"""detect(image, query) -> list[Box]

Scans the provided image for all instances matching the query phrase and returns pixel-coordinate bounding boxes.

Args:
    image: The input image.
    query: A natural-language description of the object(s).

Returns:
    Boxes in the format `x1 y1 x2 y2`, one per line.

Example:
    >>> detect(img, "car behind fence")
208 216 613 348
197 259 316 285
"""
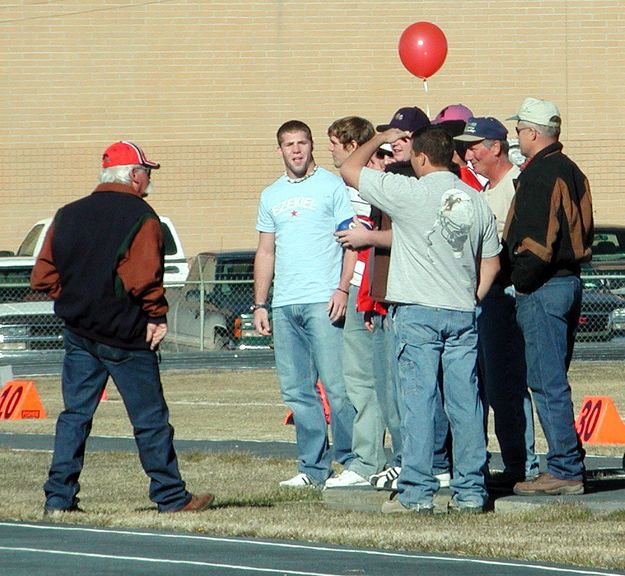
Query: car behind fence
0 273 624 359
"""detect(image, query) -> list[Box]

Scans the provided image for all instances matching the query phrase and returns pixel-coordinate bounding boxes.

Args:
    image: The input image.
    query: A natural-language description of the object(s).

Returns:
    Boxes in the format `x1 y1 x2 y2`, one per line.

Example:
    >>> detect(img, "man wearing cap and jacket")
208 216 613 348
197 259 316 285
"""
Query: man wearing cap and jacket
32 141 214 515
456 117 540 489
503 98 593 496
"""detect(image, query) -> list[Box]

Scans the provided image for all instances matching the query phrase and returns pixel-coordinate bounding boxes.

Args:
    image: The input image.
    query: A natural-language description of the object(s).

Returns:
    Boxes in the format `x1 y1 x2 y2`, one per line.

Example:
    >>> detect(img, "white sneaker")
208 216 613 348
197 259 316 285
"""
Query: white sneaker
369 466 401 490
279 473 315 488
324 469 370 489
435 471 451 488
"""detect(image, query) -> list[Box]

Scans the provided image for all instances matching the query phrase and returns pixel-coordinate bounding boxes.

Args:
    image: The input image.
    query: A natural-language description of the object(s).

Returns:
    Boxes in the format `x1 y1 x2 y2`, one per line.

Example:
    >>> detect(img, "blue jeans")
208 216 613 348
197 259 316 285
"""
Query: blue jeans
272 303 355 484
378 311 450 473
477 283 539 479
515 275 585 480
393 304 487 508
44 329 191 512
342 286 386 477
372 312 403 467
432 372 452 476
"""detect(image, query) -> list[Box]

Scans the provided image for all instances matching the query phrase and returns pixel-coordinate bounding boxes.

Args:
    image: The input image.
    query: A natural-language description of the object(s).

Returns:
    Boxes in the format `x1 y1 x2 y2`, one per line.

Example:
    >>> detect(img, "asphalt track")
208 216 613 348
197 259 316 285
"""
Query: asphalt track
1 521 624 576
2 432 625 576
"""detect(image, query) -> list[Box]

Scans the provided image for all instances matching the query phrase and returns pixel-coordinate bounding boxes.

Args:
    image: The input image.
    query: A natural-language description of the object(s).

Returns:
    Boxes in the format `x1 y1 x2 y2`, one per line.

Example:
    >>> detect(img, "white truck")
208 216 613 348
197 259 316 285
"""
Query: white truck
0 216 188 356
15 216 188 285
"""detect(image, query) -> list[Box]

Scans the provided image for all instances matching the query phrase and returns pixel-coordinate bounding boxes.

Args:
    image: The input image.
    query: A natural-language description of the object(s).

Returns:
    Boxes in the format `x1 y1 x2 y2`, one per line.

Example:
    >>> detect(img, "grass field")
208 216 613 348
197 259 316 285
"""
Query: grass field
1 361 625 570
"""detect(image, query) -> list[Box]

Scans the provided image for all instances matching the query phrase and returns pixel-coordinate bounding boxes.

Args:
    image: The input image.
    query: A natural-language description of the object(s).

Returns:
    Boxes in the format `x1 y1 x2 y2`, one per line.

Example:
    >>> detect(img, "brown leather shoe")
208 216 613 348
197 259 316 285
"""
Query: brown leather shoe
513 473 584 496
169 493 215 513
43 504 85 517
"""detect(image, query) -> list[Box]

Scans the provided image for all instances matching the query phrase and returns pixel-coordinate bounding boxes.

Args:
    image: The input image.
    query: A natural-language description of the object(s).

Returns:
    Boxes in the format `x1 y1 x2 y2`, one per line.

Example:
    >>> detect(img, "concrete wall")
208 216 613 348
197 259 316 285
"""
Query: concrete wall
2 1 623 257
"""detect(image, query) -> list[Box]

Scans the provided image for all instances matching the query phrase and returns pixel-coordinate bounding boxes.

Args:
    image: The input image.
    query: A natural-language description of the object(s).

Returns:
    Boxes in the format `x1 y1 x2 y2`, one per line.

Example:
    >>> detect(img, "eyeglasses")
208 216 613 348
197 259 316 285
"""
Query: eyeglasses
515 127 534 136
136 167 152 179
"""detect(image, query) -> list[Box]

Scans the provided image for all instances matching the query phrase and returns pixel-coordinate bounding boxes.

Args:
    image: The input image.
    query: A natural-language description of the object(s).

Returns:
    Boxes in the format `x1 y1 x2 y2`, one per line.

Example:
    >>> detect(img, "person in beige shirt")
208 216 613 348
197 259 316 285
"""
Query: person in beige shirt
456 117 540 490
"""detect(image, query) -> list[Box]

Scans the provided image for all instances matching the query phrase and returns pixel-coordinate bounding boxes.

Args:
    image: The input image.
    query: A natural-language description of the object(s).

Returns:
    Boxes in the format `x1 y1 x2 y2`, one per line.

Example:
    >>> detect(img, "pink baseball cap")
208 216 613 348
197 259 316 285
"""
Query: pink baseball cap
102 141 160 169
432 104 474 124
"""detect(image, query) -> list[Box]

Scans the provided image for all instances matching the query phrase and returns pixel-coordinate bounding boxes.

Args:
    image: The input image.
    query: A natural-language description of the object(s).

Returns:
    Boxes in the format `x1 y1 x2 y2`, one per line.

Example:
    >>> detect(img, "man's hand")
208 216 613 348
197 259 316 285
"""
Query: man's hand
146 321 167 350
253 308 272 336
336 221 374 250
381 128 412 143
328 289 348 323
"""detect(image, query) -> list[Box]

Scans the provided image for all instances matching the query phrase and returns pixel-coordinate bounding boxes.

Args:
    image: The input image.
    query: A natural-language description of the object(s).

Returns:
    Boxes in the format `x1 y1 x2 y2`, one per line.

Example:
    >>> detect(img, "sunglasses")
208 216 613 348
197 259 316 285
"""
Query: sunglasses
137 167 152 179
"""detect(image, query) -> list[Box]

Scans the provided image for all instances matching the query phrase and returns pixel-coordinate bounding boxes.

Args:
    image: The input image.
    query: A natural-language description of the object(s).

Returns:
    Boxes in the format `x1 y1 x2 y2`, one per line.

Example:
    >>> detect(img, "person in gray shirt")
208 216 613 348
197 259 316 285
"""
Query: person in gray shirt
341 126 501 514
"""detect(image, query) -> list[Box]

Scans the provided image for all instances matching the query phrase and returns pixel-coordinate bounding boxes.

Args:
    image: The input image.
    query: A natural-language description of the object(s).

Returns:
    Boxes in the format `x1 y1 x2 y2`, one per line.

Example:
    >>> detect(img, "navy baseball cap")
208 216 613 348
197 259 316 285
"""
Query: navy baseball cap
454 117 508 142
376 107 430 133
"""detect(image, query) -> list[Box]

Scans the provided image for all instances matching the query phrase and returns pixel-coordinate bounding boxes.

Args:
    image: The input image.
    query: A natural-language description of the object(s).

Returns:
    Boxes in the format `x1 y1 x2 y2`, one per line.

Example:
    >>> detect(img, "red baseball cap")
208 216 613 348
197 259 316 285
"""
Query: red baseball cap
102 141 160 169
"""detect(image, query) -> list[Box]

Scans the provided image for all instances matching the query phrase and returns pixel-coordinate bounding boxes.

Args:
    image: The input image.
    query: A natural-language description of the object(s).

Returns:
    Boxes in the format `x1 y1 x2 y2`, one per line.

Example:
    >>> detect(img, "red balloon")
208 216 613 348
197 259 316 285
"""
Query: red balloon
398 22 448 79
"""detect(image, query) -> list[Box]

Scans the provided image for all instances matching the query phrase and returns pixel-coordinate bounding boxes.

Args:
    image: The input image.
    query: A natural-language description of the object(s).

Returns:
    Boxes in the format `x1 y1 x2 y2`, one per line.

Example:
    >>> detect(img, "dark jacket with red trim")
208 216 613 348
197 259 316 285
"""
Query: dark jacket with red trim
31 183 168 349
503 142 593 294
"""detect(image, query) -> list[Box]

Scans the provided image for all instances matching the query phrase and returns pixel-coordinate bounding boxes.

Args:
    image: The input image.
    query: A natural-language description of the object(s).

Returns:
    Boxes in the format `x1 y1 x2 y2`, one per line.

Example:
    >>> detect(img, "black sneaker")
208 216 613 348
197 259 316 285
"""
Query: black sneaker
486 470 525 492
369 466 400 491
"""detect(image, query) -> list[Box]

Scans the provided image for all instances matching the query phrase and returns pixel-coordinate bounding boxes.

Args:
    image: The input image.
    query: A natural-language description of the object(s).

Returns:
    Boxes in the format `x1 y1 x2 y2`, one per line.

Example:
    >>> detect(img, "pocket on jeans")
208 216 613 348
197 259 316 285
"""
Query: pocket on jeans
96 343 133 365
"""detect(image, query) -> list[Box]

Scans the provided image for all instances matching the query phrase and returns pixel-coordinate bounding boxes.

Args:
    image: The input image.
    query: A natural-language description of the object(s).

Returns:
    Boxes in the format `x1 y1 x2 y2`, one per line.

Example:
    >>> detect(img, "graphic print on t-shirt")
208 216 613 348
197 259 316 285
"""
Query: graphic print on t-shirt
271 196 316 218
426 188 475 260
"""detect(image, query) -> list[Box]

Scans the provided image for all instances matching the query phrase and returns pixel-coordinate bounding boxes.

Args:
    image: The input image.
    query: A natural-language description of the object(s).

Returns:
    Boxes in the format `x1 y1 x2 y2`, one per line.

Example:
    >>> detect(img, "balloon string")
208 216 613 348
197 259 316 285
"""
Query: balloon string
422 79 430 118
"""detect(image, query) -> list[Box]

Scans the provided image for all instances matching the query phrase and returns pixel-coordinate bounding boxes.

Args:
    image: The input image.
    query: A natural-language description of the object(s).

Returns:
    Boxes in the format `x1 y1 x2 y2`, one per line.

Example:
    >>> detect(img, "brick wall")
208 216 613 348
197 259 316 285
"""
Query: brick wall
2 1 623 256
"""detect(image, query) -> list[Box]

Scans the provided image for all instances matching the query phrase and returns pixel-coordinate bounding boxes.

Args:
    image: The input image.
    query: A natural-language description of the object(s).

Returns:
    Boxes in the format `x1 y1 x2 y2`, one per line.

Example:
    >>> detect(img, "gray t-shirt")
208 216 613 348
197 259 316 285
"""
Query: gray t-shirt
359 168 500 311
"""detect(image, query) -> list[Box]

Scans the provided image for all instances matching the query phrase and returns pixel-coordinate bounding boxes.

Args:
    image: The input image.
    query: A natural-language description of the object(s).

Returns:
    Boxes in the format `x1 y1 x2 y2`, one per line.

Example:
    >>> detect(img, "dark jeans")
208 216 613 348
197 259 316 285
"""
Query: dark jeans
477 283 539 479
44 329 191 512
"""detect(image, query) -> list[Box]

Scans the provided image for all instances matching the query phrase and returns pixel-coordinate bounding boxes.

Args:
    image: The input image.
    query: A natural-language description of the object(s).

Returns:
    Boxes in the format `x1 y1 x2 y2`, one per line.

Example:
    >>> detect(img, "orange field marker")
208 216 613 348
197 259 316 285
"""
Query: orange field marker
315 381 331 425
0 380 47 420
575 395 625 444
283 380 332 426
100 388 108 402
283 410 294 426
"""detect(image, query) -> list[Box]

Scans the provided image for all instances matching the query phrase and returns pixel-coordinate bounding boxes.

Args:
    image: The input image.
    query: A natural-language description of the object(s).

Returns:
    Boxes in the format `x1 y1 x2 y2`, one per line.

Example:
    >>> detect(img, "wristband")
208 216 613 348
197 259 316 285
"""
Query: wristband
337 288 349 295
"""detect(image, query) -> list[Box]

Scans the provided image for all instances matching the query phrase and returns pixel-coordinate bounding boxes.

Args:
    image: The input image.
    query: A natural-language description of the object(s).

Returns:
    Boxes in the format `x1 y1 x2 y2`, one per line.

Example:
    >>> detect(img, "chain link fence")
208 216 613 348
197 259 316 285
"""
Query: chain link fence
162 278 271 352
0 273 624 356
0 267 64 355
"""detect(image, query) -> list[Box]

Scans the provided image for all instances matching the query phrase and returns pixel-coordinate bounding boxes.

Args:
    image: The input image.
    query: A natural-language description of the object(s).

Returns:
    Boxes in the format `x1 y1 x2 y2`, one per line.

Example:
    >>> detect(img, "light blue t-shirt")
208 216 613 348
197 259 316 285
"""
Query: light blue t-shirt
256 166 354 307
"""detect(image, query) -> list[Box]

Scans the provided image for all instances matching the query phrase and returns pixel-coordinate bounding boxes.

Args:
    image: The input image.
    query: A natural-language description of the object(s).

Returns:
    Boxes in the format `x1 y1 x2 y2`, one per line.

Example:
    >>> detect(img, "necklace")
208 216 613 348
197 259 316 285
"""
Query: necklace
286 165 318 184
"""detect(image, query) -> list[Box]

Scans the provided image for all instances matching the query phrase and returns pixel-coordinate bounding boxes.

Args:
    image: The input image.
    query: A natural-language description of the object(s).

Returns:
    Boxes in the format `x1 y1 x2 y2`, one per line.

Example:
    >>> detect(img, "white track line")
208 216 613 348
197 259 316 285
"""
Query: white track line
0 547 341 575
0 523 620 576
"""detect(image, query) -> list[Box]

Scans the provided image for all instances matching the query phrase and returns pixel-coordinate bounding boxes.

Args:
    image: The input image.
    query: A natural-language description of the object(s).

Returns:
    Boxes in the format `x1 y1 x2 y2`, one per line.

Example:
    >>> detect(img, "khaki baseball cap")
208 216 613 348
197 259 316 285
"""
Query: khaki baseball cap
507 97 561 128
